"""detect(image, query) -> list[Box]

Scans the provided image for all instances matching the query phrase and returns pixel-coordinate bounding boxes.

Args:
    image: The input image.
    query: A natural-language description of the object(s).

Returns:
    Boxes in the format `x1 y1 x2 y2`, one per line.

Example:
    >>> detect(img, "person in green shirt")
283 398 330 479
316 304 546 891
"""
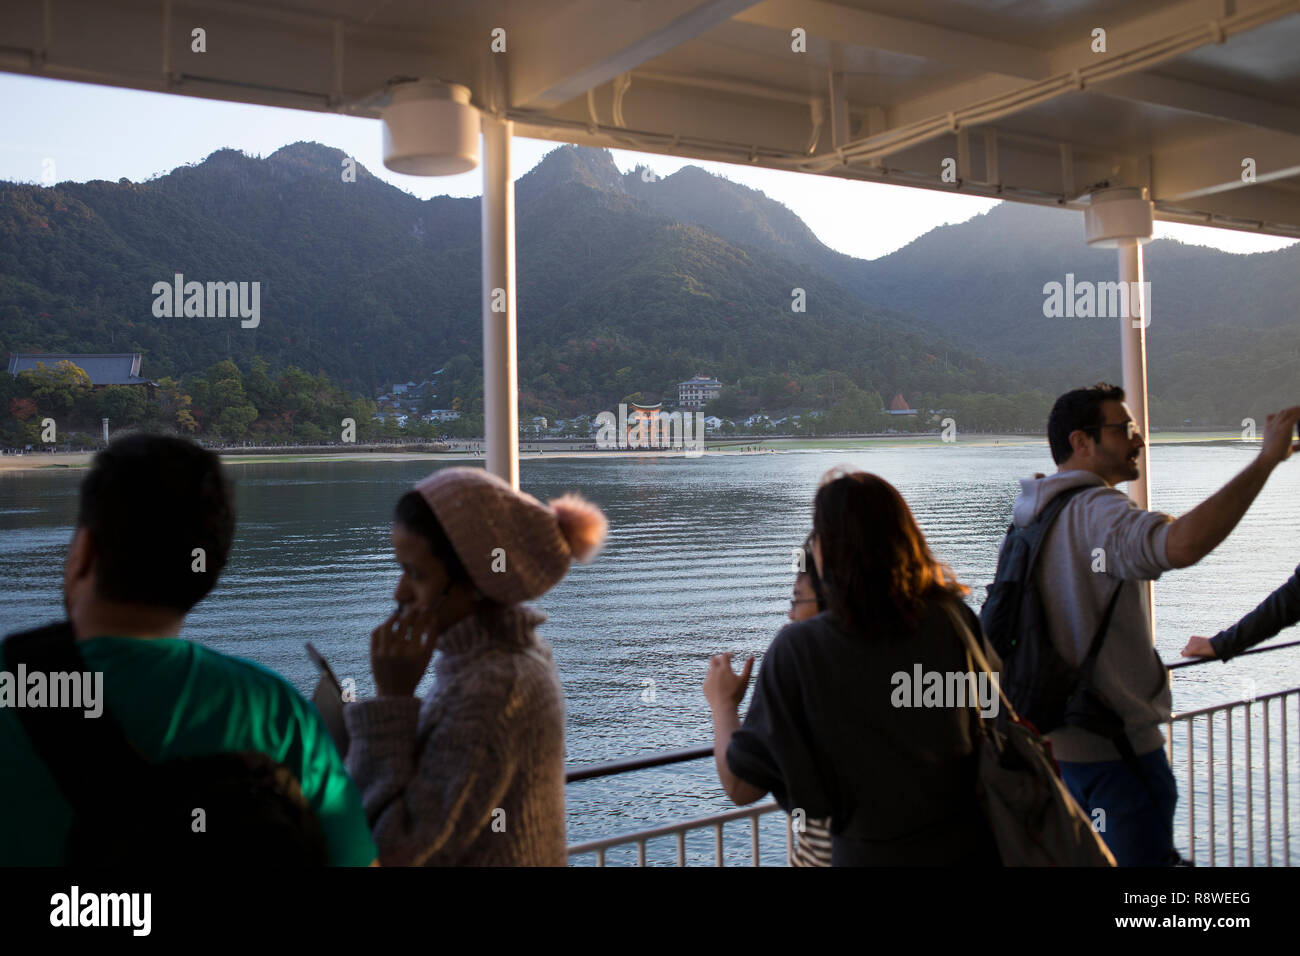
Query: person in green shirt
0 434 376 866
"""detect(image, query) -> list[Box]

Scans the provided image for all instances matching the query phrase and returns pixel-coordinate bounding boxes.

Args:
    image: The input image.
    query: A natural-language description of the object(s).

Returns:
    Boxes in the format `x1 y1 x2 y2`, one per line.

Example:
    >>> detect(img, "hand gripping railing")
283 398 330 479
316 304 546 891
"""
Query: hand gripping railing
566 639 1300 866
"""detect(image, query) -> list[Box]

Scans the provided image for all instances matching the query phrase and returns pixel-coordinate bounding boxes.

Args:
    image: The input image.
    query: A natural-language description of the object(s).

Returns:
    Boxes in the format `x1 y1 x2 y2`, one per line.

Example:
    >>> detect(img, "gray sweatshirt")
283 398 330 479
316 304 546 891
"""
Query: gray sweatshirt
1009 470 1175 762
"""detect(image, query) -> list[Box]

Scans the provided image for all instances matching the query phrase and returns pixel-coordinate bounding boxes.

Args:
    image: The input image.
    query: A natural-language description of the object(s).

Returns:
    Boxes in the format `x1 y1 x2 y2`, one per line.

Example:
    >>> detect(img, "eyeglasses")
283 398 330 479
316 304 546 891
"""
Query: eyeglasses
790 598 818 609
1090 421 1141 440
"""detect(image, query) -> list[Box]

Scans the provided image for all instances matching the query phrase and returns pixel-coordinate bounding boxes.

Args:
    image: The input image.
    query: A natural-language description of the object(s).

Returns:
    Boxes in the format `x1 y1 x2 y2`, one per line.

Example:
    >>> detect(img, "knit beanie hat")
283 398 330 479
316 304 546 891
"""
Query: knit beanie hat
414 467 607 604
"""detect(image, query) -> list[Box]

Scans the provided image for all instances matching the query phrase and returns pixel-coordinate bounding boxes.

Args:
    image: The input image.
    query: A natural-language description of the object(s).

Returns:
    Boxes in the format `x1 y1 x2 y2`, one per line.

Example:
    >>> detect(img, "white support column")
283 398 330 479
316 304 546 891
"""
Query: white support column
1117 238 1150 510
1085 187 1155 632
1119 237 1155 632
481 115 520 489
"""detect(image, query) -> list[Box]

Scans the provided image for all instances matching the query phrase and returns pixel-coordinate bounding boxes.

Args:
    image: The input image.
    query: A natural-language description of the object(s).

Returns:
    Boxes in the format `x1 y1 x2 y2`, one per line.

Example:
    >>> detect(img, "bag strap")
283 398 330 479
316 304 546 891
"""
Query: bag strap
938 597 1017 730
3 622 150 812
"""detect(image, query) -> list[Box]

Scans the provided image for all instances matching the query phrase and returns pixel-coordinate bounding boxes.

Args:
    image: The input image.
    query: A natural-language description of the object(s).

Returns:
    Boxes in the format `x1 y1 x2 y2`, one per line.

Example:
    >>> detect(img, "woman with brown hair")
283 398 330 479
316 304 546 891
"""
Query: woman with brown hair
704 469 1000 866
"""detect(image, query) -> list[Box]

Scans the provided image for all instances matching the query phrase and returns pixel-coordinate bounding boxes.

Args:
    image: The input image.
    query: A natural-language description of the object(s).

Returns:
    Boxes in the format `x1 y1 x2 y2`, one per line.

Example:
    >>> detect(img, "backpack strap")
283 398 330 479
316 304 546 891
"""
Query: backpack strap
1022 484 1092 571
1079 581 1124 671
2 622 150 813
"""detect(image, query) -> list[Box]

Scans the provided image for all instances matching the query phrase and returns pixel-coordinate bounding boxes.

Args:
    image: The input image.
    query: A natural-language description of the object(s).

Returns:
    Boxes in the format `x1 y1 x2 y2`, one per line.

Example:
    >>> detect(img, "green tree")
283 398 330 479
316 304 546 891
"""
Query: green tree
217 404 258 439
18 361 93 419
96 385 147 425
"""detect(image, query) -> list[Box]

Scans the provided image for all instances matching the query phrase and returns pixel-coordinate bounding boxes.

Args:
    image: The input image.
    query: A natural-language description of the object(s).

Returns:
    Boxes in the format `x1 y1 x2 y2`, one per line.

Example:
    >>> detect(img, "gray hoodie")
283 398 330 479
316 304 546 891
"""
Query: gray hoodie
1009 470 1175 761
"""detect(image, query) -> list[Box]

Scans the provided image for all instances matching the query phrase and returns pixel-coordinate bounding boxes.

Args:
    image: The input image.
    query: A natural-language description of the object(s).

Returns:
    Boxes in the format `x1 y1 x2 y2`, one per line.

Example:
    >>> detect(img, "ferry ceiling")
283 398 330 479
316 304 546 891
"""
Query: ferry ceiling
1 0 1298 237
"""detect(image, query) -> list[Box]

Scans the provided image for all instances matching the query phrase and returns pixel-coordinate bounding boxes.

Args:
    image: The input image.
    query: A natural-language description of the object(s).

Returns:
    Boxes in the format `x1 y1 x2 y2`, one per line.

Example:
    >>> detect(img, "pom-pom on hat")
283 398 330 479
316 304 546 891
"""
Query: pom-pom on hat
414 467 607 605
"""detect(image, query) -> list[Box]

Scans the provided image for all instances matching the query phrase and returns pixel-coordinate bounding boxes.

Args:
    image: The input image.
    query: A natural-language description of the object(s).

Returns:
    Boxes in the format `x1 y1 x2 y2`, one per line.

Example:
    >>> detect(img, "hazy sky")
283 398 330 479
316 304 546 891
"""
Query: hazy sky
2 73 1293 260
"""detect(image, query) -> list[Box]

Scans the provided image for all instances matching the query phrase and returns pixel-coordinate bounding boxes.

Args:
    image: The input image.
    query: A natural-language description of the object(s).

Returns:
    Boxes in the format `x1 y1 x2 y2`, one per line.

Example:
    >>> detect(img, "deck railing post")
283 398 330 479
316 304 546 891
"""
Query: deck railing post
1208 713 1215 866
1187 720 1195 862
1246 703 1254 865
1264 699 1272 866
1227 707 1235 865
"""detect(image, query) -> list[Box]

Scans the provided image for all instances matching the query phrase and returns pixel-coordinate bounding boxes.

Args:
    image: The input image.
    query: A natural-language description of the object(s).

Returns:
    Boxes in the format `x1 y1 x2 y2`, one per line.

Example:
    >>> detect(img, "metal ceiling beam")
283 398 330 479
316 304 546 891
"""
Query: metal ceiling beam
1157 183 1300 230
508 0 762 111
1091 71 1300 137
734 0 1050 78
1152 127 1300 199
757 0 1300 145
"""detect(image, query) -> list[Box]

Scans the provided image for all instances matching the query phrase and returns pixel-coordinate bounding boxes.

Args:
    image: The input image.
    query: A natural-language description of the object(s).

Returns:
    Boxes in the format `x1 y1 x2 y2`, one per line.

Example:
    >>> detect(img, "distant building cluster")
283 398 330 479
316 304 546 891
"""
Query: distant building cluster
374 373 460 426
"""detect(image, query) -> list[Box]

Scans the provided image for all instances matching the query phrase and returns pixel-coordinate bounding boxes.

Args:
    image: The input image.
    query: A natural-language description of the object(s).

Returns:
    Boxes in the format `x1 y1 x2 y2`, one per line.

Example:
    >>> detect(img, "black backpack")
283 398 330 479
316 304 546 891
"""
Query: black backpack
979 486 1128 743
4 621 328 866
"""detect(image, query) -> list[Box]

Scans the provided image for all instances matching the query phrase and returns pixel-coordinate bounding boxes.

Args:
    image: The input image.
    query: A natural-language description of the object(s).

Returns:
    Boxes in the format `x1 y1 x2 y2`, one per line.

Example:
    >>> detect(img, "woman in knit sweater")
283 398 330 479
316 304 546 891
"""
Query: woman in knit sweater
344 467 606 866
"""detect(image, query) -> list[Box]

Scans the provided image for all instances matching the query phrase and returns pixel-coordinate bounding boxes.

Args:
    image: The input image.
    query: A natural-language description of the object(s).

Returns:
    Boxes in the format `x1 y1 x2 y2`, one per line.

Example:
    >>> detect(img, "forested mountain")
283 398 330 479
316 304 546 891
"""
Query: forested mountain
624 158 1300 425
0 141 1014 434
1 140 1294 438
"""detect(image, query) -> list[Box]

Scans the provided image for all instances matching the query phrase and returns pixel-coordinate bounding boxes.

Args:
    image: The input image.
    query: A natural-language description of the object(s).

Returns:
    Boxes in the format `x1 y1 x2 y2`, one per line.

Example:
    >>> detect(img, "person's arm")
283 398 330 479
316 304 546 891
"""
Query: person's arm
346 695 517 866
1183 566 1300 661
1165 407 1300 569
705 652 765 805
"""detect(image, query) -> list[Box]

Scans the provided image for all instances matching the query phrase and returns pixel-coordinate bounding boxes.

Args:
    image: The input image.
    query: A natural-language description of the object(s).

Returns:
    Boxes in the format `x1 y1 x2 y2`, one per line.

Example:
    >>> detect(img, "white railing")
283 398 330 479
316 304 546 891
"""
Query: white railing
1169 686 1298 867
568 679 1300 867
566 801 788 867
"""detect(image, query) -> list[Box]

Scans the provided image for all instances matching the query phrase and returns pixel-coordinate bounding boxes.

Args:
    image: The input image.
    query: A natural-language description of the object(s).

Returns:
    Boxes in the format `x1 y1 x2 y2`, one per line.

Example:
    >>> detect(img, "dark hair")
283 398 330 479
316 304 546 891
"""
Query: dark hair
68 751 328 866
393 490 470 583
77 434 235 613
1047 382 1126 465
799 533 826 612
811 470 967 634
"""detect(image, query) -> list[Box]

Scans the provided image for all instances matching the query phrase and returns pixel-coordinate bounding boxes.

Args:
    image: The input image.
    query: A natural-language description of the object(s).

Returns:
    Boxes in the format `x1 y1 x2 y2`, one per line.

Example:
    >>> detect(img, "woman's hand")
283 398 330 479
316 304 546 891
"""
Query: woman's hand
1181 636 1218 659
704 652 754 713
371 606 439 697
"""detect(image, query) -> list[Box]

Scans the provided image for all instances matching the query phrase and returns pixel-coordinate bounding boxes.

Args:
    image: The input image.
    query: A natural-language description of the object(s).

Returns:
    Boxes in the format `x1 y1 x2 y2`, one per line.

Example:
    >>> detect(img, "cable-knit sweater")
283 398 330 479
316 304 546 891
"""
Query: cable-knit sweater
344 603 567 866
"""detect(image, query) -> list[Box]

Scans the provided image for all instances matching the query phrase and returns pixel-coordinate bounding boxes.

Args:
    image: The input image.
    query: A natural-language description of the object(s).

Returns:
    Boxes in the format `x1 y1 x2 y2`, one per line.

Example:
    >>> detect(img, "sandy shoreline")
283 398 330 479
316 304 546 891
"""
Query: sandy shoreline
0 431 1250 473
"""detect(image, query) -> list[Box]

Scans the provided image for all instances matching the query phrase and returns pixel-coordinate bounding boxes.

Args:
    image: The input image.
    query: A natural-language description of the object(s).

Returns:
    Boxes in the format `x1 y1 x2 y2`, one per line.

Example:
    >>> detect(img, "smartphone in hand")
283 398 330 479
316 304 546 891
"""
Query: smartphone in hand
305 642 349 756
306 641 342 695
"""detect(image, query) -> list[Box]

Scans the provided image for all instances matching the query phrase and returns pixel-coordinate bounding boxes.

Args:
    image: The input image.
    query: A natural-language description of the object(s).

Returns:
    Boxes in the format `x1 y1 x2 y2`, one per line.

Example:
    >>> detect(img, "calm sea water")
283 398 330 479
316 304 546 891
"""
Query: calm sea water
2 443 1297 864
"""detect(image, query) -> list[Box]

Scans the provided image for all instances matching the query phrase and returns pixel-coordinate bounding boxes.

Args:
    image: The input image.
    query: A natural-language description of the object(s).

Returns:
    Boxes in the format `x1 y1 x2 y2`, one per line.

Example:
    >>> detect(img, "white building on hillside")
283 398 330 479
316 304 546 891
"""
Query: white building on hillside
678 375 722 408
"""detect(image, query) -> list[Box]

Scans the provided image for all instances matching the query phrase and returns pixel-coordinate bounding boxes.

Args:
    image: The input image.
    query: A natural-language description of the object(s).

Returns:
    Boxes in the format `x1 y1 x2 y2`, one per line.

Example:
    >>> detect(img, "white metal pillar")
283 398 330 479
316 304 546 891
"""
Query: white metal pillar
481 115 520 489
1085 187 1155 631
1117 238 1150 510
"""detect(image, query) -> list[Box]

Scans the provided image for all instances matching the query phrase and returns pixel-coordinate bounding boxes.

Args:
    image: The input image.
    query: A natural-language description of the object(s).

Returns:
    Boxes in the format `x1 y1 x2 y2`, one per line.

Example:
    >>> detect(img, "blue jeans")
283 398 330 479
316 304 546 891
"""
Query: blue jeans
1058 748 1179 867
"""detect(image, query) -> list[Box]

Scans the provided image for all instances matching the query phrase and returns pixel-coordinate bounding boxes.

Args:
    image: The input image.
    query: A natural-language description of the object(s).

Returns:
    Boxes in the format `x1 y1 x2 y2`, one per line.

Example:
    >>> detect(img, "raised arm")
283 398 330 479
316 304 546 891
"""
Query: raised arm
1183 565 1300 662
704 652 765 805
1164 408 1300 569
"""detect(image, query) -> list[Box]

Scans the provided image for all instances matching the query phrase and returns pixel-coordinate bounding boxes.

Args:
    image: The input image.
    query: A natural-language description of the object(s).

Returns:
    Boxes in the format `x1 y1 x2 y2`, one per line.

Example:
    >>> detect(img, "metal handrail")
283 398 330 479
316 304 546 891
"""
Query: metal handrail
565 745 711 783
563 638 1300 783
1165 637 1300 670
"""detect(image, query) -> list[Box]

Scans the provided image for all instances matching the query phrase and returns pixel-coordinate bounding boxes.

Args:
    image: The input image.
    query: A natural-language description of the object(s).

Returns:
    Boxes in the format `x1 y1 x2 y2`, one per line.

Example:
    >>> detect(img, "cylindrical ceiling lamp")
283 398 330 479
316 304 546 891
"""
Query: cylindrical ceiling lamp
381 80 479 176
1084 186 1154 247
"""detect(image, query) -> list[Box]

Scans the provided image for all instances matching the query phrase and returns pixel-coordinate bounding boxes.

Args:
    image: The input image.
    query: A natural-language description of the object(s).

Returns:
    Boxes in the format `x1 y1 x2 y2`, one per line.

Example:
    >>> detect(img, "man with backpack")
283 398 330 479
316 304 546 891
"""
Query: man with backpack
0 434 376 866
984 384 1300 866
